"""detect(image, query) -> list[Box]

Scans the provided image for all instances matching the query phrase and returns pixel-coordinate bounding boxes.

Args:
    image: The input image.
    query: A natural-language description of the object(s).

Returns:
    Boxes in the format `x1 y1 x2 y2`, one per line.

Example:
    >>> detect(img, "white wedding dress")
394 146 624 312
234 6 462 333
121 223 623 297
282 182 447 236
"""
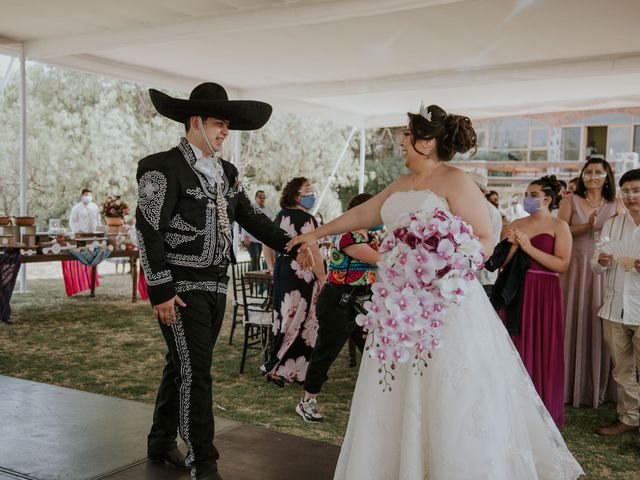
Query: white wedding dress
333 190 584 480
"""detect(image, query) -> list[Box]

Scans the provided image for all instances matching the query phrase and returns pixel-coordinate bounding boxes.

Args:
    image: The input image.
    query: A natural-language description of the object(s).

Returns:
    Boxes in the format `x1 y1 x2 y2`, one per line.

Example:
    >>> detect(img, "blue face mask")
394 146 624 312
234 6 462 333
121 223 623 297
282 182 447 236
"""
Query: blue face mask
299 193 316 210
523 196 543 215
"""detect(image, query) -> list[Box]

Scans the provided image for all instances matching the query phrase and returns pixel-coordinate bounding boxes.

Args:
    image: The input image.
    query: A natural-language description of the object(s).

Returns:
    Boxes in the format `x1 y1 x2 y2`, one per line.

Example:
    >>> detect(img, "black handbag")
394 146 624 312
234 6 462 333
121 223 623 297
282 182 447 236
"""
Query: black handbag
351 290 372 315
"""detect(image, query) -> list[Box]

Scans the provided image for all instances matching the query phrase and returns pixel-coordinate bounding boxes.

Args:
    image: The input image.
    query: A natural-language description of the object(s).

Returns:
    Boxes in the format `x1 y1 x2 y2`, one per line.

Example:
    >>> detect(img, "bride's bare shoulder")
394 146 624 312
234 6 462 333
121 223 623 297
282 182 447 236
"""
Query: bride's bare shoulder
386 174 413 195
440 165 472 186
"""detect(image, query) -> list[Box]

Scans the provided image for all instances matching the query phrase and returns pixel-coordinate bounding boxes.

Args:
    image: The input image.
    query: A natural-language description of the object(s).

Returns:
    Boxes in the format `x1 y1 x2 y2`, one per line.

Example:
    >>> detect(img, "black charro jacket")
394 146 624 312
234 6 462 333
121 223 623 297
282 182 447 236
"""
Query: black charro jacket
136 139 295 305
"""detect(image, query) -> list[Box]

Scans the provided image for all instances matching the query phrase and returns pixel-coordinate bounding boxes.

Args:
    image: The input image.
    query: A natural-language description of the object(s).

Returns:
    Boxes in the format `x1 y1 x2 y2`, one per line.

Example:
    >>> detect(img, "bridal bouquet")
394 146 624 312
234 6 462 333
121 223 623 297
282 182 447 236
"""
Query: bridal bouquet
356 208 484 390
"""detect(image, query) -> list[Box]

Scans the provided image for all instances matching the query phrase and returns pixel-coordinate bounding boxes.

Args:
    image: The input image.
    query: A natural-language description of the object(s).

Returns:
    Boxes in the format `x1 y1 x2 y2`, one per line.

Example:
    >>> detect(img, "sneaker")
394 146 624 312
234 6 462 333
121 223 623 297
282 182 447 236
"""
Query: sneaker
296 397 324 423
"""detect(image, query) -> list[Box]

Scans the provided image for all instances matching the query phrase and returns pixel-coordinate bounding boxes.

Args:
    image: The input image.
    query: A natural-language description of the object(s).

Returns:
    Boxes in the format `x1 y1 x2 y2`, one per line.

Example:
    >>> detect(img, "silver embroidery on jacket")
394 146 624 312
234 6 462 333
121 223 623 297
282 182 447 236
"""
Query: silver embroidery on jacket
186 187 206 200
137 231 172 286
165 232 198 248
169 214 198 232
138 170 167 231
166 204 217 267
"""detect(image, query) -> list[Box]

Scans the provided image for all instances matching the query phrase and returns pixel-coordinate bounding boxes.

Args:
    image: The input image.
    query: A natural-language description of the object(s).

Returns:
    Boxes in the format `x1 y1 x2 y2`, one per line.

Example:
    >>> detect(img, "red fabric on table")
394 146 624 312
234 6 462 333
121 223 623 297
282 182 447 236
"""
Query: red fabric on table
138 272 149 300
61 260 99 297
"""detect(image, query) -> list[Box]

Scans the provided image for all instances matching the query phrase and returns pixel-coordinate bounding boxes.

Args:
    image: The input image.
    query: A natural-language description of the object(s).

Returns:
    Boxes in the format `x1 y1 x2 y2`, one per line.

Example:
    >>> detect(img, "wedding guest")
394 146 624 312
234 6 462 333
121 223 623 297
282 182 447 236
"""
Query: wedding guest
551 180 568 218
567 177 579 194
241 190 272 270
592 168 640 436
558 158 624 407
261 177 326 386
558 180 568 199
469 173 503 297
486 190 500 209
296 193 381 422
69 188 101 233
498 176 572 427
64 188 102 297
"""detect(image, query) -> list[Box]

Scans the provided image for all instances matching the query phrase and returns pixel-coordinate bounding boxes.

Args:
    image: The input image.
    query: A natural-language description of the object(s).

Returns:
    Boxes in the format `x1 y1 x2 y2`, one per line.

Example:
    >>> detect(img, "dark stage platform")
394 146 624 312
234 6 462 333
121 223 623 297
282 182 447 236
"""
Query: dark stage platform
0 376 339 480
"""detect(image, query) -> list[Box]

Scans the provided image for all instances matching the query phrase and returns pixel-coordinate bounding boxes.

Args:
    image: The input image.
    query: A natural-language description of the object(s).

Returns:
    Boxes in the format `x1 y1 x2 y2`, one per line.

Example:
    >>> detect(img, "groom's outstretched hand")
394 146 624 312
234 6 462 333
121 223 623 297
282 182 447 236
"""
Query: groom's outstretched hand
295 247 314 270
287 233 316 253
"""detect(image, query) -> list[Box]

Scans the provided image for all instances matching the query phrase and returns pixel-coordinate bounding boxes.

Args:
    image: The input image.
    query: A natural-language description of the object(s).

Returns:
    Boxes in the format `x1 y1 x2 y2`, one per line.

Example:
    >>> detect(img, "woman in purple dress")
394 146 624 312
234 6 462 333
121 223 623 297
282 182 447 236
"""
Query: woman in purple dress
558 158 623 407
503 176 573 427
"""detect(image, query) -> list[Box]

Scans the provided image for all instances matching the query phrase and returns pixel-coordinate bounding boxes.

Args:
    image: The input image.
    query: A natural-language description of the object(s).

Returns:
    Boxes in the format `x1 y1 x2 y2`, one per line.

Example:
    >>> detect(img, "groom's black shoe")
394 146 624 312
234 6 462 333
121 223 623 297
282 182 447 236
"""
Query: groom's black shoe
147 448 188 470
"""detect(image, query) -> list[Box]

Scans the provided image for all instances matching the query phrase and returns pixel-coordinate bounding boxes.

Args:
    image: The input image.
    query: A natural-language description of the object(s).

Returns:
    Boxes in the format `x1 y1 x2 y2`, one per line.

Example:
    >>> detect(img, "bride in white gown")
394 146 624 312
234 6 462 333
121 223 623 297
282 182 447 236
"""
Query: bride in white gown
287 104 584 479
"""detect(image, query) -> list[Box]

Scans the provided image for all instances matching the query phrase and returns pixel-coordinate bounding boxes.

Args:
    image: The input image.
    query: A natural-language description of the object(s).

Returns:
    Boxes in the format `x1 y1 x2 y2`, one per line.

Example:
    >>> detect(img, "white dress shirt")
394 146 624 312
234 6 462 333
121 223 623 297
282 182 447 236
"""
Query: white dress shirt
190 142 224 188
477 202 503 286
69 201 101 233
591 212 640 325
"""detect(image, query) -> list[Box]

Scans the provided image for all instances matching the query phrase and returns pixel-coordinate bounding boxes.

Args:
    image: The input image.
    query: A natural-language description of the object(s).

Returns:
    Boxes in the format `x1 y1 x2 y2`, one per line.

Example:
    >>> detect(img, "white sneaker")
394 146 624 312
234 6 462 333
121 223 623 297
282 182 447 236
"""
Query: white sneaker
296 397 324 422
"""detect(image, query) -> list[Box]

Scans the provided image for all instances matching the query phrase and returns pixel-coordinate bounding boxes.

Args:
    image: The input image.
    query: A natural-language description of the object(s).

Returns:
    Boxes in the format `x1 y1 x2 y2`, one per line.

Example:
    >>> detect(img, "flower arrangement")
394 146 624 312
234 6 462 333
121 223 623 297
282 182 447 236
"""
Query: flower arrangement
356 208 484 390
101 195 130 219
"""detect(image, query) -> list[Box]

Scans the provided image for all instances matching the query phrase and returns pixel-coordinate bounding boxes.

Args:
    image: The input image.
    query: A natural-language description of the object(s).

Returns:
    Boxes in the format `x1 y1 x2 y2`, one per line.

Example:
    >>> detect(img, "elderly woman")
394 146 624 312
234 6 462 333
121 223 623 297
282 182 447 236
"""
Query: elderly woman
261 177 326 386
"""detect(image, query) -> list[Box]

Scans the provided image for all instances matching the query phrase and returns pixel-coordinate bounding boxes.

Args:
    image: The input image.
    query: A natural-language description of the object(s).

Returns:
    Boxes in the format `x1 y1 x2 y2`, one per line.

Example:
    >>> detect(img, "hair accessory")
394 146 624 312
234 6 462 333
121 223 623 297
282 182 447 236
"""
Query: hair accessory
418 101 432 122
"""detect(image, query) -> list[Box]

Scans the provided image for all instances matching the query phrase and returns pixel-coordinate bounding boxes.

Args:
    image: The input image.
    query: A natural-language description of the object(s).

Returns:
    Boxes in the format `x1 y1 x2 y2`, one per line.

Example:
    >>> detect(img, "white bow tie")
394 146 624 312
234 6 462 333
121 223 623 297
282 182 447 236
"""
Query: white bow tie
194 156 224 187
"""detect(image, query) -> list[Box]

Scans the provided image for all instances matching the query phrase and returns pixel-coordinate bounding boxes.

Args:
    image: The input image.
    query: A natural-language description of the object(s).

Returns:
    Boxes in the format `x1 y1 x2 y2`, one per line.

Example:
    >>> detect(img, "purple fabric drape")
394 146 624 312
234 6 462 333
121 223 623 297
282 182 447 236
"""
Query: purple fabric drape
0 251 21 324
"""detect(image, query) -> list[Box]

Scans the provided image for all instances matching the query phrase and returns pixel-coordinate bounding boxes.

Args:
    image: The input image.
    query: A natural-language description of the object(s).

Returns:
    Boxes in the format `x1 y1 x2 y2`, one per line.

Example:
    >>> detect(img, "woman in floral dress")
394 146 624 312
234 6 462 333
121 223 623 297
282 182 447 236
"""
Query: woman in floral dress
261 177 326 386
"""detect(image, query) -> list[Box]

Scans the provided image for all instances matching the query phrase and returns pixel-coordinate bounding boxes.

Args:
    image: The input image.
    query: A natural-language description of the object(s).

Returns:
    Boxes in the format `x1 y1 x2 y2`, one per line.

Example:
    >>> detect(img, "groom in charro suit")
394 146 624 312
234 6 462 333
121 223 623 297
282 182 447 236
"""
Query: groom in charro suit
137 83 309 480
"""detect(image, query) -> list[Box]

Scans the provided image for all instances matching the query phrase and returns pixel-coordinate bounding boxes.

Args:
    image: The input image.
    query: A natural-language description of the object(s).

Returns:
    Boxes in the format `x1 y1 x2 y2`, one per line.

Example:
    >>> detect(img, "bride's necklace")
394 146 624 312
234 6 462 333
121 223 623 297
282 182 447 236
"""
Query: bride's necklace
412 162 442 189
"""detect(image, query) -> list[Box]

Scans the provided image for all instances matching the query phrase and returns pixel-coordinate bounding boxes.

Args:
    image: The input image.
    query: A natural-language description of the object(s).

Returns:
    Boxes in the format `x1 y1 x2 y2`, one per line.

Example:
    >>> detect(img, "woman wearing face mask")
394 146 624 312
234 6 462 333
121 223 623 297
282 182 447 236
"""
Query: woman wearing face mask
558 158 624 408
261 177 326 386
496 176 572 427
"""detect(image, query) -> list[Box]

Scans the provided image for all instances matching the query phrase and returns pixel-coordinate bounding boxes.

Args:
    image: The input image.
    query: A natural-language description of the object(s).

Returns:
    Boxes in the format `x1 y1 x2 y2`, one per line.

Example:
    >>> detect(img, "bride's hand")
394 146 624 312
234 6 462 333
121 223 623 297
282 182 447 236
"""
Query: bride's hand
286 232 318 252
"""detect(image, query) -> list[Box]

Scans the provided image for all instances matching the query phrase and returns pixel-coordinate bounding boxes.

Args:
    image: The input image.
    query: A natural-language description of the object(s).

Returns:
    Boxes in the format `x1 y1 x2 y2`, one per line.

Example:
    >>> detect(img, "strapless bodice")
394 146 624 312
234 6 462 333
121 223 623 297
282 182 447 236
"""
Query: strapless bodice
380 189 449 228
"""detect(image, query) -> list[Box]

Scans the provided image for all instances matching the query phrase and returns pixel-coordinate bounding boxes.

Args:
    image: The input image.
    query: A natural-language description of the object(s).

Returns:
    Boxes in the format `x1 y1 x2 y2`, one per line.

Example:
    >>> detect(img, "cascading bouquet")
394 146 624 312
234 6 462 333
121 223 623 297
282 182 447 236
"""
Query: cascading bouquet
356 208 485 390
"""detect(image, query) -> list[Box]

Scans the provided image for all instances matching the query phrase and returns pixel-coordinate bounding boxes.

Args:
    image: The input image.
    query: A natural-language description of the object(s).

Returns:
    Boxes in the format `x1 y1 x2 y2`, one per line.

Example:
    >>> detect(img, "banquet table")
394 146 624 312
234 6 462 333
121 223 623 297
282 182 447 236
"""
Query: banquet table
18 249 140 302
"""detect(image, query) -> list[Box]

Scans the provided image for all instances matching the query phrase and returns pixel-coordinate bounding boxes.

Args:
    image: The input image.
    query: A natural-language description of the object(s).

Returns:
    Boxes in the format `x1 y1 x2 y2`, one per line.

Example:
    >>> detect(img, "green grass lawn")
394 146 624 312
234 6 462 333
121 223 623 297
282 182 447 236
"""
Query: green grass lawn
1 274 639 479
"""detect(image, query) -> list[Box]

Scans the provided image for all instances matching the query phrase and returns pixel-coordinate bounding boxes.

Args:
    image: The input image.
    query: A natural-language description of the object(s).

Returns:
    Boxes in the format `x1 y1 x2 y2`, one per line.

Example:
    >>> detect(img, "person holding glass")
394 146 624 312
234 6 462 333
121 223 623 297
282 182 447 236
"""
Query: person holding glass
591 169 640 436
558 158 624 407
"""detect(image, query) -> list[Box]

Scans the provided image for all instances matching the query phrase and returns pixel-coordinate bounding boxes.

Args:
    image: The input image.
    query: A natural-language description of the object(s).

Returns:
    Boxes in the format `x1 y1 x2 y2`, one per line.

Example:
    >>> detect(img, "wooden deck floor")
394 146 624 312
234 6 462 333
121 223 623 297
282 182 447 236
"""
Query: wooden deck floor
0 376 339 480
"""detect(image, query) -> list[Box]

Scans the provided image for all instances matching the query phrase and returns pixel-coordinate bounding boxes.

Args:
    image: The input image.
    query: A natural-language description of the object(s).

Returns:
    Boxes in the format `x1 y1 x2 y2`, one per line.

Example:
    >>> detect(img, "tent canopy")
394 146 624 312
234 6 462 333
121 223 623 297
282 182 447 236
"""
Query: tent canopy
1 0 639 127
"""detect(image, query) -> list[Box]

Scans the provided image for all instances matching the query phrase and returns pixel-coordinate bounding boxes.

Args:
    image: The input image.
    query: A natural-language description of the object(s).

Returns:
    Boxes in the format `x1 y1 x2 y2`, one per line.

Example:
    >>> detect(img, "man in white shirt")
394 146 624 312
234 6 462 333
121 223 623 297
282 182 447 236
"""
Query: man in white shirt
69 188 101 233
592 168 640 436
241 190 274 270
468 172 503 296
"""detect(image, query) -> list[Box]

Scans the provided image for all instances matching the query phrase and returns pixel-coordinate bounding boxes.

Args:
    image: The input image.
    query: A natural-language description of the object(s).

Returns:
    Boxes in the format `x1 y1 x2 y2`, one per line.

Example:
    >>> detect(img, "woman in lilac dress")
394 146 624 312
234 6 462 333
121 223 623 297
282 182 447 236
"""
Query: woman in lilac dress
502 176 572 427
558 158 622 407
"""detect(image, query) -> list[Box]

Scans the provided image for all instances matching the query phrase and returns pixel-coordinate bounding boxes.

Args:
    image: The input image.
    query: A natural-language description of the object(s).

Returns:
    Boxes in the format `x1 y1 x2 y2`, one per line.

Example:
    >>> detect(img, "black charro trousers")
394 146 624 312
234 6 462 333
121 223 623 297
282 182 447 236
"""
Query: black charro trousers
147 285 227 478
304 282 367 395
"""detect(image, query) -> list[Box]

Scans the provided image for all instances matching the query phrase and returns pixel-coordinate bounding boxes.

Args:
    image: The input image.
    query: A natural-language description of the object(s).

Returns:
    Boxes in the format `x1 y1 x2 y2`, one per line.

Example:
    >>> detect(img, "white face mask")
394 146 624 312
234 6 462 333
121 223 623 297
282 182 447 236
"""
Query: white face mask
82 194 92 204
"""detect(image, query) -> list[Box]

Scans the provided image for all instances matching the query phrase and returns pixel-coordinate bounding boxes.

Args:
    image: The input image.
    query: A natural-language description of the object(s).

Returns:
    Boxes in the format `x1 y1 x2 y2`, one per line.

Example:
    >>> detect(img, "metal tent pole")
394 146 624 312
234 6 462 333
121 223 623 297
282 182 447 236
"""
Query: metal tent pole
18 44 27 293
232 131 241 258
313 126 357 214
358 127 366 193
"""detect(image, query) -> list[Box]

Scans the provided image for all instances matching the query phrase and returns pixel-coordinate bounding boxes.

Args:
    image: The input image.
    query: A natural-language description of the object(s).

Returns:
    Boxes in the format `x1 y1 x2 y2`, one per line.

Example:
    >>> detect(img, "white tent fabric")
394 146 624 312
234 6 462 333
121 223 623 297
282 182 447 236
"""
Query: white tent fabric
1 0 639 127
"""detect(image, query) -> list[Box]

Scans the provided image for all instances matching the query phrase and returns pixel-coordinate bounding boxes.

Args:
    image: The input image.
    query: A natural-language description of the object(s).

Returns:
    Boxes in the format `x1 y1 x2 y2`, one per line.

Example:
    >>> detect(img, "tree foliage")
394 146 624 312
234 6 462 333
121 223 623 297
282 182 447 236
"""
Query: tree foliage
0 62 403 228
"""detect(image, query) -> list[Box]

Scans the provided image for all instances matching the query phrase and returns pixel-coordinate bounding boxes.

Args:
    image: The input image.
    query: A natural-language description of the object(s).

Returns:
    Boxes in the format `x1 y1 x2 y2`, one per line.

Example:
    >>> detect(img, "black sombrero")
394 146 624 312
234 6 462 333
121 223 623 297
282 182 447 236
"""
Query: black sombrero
149 82 272 131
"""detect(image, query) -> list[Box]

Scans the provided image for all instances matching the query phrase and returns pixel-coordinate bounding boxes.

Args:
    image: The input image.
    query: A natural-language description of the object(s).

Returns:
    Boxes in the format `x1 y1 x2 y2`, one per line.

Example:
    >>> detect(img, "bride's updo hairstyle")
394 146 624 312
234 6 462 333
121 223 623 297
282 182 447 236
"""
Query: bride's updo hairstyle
530 175 563 211
407 104 477 161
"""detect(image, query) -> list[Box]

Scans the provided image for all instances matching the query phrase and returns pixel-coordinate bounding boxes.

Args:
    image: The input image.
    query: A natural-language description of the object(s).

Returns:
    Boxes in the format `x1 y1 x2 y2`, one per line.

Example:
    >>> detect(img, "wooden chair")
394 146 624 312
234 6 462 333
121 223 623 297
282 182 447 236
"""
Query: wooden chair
228 260 253 345
239 272 274 374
